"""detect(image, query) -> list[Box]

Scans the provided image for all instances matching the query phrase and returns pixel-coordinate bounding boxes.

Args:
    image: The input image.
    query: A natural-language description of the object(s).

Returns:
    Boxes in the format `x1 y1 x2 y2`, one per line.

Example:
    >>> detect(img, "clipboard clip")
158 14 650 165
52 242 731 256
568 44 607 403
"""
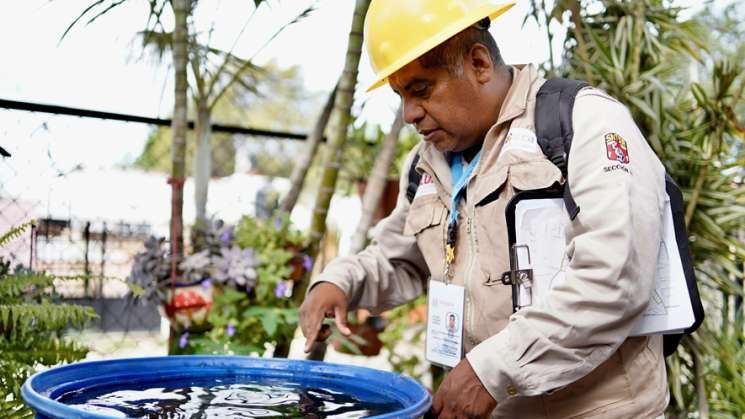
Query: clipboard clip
499 268 533 286
494 244 534 312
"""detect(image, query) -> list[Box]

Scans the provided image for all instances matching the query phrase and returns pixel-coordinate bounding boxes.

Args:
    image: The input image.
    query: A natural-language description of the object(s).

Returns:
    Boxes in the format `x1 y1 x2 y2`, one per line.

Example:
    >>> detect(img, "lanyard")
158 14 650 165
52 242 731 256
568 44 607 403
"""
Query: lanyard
445 151 481 278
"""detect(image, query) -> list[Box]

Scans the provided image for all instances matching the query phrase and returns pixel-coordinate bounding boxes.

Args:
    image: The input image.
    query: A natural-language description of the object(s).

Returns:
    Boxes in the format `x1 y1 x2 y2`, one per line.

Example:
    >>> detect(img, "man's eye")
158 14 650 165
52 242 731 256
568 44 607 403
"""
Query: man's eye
412 85 429 96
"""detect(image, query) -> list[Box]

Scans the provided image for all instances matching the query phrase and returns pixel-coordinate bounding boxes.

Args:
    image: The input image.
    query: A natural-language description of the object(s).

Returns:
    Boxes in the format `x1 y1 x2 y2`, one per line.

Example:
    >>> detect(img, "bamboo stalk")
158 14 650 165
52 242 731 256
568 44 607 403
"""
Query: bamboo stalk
629 1 646 82
170 0 189 262
168 0 189 354
568 0 595 85
293 0 371 305
280 82 338 214
349 104 404 254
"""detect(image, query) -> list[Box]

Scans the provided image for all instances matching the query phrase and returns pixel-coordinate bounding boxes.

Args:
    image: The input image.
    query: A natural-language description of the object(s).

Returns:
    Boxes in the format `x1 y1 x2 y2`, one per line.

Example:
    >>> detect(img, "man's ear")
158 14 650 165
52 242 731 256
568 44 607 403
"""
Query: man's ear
467 43 494 84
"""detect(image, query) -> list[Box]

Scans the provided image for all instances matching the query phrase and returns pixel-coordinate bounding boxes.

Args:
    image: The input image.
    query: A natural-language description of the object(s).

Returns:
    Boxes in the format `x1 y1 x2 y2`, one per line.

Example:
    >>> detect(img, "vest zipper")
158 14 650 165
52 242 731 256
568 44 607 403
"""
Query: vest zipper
465 211 479 348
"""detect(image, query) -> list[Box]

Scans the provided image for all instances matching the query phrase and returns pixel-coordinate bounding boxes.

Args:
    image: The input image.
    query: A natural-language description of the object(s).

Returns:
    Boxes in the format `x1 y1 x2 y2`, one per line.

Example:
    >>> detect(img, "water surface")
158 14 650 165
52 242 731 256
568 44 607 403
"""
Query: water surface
56 375 403 418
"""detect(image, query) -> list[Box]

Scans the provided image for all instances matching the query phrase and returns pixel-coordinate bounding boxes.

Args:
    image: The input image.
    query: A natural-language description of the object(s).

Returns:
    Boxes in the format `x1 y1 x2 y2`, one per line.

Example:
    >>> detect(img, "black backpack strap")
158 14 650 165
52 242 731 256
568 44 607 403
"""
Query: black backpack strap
535 79 589 221
405 153 422 203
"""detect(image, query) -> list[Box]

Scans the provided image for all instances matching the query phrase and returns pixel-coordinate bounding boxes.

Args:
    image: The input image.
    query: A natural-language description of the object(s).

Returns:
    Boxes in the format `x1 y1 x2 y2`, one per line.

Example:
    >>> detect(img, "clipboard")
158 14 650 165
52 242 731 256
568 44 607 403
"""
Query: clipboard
503 187 704 337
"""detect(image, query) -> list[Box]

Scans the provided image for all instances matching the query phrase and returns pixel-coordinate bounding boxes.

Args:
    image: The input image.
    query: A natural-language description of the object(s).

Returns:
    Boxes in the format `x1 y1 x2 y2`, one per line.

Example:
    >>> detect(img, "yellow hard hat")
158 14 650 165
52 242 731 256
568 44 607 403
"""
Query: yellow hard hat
364 0 515 92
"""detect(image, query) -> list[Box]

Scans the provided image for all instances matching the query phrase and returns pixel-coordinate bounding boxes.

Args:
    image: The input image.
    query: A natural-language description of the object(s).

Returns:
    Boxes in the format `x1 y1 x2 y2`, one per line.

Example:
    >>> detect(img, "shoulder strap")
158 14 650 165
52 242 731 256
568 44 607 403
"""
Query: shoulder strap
405 153 422 203
535 79 589 221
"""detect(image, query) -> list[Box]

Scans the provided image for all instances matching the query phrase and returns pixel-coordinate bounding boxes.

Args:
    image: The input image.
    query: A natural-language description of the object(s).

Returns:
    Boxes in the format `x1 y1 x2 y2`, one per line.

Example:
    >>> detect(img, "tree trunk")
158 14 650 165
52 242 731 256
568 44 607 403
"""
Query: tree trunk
280 82 338 214
170 0 188 265
293 0 371 305
194 98 212 226
349 104 404 254
169 0 189 354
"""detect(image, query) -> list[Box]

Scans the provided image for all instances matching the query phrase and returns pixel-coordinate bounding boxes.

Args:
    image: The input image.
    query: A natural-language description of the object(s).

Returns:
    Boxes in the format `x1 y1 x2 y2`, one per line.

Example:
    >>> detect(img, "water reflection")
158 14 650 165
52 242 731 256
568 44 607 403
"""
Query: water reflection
60 378 403 418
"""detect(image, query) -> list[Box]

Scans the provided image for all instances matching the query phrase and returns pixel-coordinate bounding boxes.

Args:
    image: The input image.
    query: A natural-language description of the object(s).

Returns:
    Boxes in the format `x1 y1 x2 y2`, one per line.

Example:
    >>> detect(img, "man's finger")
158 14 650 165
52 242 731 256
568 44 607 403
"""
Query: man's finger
334 306 351 336
431 386 443 417
304 329 319 353
303 312 324 353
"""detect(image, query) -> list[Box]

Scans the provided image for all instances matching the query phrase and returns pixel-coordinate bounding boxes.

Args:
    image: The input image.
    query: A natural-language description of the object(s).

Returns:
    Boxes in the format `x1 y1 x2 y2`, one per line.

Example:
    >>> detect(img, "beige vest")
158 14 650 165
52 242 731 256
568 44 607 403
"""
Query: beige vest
404 65 668 418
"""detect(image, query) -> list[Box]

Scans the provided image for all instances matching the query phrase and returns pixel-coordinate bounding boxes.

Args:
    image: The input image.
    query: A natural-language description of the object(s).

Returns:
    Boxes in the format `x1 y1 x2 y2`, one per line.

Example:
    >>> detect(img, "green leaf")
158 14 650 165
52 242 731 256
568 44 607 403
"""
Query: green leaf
625 95 660 122
260 309 279 337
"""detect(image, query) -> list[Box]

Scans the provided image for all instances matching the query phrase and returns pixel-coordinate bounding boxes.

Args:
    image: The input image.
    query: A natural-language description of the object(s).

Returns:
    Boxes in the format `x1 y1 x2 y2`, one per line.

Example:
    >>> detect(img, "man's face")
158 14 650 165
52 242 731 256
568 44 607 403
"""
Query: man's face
389 59 490 153
448 315 455 329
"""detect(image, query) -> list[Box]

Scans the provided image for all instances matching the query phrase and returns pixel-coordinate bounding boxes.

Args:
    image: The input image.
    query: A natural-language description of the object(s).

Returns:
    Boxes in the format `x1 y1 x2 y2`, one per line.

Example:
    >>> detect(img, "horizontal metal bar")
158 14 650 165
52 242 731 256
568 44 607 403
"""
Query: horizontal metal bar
0 98 311 140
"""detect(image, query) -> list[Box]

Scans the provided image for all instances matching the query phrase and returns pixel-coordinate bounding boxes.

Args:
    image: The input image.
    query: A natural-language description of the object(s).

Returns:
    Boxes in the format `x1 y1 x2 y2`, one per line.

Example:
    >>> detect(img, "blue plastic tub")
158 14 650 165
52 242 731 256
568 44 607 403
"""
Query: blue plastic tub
22 355 431 418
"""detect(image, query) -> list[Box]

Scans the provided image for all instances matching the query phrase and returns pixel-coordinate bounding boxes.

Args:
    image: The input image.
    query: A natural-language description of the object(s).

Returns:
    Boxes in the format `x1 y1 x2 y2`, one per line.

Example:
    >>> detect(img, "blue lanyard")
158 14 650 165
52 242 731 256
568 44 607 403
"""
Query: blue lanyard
445 151 481 268
448 151 481 228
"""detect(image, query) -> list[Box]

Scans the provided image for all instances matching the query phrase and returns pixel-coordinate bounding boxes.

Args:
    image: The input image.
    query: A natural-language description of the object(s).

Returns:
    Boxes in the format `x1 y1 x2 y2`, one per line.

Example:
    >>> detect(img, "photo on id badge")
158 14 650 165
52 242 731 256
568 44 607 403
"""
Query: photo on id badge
446 312 459 337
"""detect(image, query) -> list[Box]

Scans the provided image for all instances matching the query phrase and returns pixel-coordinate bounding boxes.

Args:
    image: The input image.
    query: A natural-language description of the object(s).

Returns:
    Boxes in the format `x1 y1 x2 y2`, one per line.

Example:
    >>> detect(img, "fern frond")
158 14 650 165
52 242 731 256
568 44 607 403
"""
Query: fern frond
0 303 97 334
0 336 89 366
0 221 35 248
0 360 36 418
0 274 54 299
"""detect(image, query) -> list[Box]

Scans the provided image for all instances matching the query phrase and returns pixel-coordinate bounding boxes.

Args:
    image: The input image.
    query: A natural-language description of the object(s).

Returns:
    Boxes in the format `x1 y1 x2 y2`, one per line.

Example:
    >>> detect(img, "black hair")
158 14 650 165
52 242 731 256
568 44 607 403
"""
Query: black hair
418 18 504 74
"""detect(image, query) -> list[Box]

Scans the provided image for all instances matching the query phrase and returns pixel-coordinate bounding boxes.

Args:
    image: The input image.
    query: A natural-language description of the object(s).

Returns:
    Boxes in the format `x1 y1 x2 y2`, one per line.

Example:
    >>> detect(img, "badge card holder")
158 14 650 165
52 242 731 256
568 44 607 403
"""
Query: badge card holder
425 279 465 368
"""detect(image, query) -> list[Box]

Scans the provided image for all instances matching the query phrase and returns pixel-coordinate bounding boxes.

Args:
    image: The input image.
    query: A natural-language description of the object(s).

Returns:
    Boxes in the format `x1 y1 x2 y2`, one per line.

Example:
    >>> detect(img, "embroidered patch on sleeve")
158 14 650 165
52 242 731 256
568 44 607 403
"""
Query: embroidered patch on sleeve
414 172 437 199
605 133 630 164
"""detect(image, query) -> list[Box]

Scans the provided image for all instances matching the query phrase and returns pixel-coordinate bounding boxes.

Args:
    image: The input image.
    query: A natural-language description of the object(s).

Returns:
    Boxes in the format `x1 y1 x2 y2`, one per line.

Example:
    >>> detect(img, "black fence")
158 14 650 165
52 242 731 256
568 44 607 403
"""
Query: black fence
0 102 307 358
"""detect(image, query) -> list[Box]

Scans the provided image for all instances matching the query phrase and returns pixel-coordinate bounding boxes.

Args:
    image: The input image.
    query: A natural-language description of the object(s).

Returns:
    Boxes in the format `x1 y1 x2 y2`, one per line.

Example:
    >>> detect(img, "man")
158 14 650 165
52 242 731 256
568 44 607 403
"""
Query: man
447 313 457 335
299 1 668 417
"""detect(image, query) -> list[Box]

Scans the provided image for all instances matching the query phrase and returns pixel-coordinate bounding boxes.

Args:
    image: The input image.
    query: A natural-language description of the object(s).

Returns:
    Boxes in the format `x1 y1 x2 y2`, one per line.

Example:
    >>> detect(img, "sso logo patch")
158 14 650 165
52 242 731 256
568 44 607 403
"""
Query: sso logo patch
605 133 629 164
414 173 437 198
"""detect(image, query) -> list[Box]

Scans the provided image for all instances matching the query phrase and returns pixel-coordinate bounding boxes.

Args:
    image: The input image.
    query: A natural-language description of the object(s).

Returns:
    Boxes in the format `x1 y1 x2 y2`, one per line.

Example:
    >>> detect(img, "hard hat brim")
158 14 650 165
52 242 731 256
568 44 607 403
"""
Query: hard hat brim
365 2 515 93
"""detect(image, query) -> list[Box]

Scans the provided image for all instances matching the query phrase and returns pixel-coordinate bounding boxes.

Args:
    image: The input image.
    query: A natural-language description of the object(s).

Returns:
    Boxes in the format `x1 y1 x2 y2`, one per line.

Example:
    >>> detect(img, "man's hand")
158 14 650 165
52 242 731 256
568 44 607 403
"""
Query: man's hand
429 359 496 418
298 282 352 353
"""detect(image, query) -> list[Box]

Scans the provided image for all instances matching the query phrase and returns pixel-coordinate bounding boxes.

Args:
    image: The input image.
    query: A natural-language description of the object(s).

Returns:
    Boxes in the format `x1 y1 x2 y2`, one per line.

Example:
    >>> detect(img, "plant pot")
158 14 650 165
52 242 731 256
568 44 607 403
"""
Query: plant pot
286 245 309 283
160 280 213 332
332 314 386 356
355 179 400 224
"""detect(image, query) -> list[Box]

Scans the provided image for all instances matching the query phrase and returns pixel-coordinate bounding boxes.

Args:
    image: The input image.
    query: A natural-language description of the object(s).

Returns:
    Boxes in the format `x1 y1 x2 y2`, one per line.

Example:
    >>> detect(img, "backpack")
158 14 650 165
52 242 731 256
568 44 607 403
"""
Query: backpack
405 78 704 357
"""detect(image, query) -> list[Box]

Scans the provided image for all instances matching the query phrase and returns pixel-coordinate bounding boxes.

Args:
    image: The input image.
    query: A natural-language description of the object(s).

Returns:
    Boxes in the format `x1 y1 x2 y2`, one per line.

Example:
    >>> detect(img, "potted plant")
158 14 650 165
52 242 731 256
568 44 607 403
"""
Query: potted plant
127 214 310 357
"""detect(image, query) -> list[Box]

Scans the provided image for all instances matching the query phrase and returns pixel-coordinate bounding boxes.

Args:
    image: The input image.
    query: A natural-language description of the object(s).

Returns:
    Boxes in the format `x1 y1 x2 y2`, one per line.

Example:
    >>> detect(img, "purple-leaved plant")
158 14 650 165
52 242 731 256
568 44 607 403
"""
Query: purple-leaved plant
211 246 258 291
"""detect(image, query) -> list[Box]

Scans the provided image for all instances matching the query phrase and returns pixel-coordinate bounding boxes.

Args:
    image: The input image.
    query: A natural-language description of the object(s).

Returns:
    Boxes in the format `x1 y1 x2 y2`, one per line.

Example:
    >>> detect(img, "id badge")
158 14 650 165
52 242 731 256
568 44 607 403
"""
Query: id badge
425 279 465 368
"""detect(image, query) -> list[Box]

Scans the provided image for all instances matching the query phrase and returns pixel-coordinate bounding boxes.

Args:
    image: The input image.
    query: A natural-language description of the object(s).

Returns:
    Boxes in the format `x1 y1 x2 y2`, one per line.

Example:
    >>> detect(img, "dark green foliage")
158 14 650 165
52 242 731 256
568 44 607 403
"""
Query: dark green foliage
0 225 96 416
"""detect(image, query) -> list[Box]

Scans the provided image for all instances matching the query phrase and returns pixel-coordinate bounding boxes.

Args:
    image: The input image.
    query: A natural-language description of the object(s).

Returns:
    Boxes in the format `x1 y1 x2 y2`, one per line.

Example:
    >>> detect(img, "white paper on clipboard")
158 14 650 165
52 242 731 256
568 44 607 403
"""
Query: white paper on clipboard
513 195 695 335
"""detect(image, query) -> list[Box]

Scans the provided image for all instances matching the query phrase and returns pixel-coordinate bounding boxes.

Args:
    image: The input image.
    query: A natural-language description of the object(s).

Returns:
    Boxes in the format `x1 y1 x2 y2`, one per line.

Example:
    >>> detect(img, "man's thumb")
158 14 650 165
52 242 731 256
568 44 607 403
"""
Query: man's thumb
334 305 351 336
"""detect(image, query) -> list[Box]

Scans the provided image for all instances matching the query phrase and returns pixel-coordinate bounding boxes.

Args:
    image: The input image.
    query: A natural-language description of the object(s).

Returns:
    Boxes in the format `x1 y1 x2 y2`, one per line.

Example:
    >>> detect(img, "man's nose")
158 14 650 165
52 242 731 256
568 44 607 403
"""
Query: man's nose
402 100 425 126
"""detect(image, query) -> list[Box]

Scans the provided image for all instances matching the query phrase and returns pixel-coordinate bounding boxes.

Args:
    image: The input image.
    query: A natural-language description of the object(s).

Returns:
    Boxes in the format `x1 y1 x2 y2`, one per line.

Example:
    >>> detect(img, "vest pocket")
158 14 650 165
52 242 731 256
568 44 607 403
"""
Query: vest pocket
404 197 447 273
403 197 444 236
